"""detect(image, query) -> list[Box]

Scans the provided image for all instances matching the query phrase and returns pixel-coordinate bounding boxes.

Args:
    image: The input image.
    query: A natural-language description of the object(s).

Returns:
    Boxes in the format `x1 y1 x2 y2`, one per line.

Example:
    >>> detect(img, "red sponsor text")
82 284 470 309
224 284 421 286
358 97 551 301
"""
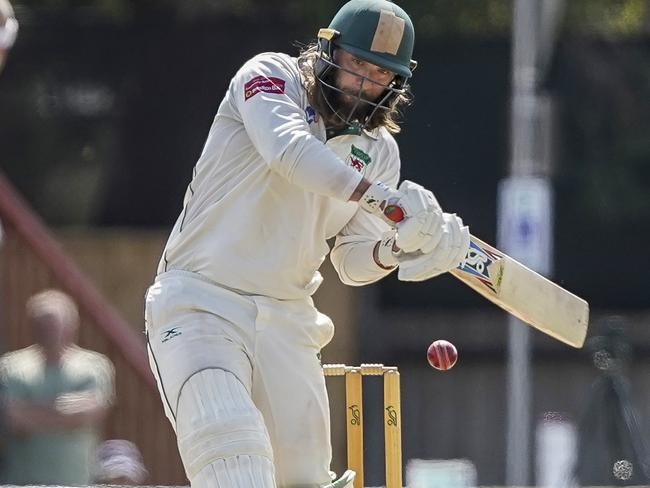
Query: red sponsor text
244 76 286 101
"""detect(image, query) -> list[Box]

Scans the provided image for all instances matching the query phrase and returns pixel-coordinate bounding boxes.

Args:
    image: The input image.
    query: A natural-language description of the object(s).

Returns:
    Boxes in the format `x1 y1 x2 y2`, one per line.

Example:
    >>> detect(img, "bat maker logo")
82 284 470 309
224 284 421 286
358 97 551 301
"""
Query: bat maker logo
457 240 504 293
161 327 182 343
347 144 372 174
385 405 399 426
244 76 286 101
348 405 361 425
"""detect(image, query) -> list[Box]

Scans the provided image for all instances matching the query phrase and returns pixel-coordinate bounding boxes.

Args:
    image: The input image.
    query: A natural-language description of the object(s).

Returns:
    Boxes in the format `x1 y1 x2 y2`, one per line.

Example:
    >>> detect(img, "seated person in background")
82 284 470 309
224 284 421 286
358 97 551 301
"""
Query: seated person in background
0 289 115 485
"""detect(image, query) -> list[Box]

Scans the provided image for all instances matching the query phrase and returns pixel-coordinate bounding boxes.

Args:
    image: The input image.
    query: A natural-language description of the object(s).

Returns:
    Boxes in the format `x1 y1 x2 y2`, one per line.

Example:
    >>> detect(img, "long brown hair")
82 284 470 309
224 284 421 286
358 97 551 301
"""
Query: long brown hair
297 42 412 134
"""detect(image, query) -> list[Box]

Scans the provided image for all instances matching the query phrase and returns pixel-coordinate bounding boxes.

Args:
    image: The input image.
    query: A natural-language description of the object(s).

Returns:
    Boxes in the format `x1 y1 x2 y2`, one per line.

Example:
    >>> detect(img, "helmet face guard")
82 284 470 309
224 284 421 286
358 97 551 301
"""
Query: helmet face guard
315 28 411 130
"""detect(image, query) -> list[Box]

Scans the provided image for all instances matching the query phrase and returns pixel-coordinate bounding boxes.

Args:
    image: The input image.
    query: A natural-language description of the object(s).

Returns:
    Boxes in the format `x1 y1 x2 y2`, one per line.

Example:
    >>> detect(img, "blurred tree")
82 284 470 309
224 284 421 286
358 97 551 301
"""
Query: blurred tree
10 0 650 36
565 0 649 36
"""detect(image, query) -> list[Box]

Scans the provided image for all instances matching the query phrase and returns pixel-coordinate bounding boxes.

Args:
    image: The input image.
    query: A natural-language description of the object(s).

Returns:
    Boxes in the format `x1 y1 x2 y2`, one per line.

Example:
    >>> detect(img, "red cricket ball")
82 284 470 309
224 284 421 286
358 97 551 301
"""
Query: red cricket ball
427 339 458 371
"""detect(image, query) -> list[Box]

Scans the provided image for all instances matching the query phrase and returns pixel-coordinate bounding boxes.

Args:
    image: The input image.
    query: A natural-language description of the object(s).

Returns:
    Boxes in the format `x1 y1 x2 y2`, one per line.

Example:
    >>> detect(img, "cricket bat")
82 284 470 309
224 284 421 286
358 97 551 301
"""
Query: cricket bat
451 236 589 348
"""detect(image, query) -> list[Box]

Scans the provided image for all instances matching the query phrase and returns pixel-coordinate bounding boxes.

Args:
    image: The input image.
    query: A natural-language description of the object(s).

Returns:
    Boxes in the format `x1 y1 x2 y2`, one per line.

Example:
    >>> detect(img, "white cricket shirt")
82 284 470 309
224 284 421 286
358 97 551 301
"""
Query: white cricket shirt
158 52 401 299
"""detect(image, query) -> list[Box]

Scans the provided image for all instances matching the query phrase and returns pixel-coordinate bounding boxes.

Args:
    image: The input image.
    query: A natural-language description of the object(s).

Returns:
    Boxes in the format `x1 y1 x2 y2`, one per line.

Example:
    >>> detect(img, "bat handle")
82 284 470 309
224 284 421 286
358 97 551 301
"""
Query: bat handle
384 204 405 223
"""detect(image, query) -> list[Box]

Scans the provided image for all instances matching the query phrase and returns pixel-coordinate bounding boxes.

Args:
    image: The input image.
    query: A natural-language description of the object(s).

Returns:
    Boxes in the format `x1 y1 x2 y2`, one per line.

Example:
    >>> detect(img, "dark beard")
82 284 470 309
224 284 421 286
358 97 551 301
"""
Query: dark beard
321 84 375 128
333 90 374 121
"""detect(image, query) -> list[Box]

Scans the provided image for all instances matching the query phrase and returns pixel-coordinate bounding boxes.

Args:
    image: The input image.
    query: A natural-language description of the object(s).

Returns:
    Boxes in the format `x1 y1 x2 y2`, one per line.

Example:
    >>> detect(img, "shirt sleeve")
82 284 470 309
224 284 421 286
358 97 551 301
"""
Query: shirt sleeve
330 132 401 285
230 53 363 201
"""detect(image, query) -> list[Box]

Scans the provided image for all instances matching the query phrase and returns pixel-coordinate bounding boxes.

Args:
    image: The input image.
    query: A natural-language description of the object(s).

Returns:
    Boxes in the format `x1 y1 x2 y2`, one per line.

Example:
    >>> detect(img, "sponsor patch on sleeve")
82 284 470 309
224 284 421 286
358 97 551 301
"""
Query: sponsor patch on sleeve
244 75 286 101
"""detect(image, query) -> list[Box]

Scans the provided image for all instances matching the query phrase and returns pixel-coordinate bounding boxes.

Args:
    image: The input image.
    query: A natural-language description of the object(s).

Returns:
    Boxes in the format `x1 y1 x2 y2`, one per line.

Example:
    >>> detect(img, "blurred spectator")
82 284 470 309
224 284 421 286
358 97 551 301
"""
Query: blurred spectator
94 439 148 485
0 0 18 74
0 289 115 485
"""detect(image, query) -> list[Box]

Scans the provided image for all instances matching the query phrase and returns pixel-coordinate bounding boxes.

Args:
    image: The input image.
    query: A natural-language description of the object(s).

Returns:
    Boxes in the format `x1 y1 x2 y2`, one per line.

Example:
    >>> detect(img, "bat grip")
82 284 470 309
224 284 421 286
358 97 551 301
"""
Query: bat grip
384 204 405 223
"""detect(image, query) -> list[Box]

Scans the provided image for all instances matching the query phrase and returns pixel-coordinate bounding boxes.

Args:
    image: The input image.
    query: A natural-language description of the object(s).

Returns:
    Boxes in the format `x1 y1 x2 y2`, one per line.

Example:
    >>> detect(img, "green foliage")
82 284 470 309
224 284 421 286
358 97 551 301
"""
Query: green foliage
13 0 134 23
10 0 650 37
565 0 649 36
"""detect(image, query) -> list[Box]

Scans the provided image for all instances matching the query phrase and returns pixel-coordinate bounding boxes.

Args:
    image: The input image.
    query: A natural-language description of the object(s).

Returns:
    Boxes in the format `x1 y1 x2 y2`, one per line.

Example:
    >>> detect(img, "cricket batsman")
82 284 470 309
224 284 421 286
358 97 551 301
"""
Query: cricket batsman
0 0 17 75
145 1 470 486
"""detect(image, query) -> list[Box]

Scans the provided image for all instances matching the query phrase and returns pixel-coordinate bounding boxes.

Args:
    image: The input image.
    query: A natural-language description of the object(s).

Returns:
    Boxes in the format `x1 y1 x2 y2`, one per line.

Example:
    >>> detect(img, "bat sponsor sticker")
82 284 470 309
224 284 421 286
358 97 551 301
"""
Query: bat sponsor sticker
457 240 504 293
244 76 286 101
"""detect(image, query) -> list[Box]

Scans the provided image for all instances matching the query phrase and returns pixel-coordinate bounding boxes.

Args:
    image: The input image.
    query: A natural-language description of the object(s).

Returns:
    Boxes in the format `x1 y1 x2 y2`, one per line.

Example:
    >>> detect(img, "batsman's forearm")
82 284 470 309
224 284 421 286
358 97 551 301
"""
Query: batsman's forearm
348 178 371 202
331 239 395 286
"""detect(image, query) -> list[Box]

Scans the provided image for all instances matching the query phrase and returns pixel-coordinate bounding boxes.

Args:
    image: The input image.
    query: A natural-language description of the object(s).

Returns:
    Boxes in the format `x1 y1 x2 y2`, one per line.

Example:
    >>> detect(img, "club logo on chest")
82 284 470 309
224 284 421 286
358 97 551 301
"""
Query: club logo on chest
347 144 372 174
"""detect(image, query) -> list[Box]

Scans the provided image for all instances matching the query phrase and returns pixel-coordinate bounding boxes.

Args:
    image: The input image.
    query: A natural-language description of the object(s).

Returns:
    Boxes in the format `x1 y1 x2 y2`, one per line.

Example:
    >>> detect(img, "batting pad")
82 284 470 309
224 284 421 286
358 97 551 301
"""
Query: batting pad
176 369 275 483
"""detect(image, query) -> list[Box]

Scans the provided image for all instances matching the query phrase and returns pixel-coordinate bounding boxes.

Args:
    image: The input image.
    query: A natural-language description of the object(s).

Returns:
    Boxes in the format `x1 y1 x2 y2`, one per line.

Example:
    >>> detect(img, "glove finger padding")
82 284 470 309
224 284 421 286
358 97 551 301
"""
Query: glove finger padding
397 213 471 282
395 209 443 253
397 180 440 211
447 216 470 270
418 215 445 254
458 225 471 267
439 214 464 270
393 180 443 253
397 249 442 282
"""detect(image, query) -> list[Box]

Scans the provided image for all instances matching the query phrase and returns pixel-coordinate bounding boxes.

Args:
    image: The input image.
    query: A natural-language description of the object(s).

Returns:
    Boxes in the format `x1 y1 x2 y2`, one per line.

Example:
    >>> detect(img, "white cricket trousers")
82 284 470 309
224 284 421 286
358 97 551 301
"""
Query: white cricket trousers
145 270 335 487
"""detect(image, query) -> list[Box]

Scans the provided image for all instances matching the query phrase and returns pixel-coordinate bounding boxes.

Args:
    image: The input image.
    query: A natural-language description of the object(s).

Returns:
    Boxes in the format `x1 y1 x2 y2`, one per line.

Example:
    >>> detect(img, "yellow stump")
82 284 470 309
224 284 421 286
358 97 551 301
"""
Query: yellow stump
384 369 402 488
345 369 364 488
324 363 403 488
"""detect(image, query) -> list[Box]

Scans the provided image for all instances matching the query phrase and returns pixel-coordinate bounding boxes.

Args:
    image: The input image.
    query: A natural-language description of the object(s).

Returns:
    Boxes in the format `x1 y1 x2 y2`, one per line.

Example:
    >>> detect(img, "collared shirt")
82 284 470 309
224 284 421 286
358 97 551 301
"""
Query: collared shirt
158 52 401 299
0 345 114 485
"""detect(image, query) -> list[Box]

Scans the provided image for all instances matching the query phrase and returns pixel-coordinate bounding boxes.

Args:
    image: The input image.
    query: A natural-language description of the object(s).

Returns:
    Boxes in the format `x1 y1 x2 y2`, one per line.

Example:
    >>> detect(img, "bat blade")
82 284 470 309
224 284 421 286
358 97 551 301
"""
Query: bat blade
450 236 589 348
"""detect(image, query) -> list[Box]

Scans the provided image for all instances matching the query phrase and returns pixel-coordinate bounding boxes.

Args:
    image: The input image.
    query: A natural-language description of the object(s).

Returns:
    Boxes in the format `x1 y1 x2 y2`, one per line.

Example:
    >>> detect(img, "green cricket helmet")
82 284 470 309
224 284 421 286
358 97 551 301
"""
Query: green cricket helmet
315 0 417 129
